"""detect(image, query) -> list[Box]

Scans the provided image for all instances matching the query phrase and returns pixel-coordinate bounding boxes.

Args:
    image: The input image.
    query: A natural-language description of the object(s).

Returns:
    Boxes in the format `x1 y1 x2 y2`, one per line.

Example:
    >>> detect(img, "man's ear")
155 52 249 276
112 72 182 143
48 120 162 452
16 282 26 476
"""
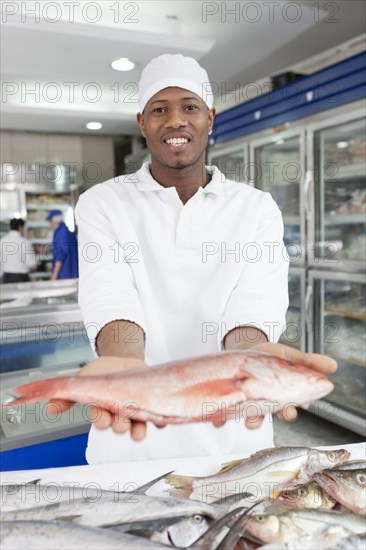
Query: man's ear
137 112 146 138
208 108 216 134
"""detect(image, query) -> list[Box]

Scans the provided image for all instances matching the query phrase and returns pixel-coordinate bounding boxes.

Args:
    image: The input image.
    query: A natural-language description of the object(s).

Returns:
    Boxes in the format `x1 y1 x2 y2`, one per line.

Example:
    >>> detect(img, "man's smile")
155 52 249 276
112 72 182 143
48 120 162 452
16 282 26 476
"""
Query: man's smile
162 132 192 152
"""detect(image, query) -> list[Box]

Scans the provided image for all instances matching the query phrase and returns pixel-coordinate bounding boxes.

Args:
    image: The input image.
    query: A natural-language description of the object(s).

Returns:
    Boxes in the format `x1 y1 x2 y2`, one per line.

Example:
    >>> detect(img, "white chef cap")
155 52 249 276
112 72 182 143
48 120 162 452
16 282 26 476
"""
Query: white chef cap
138 54 214 112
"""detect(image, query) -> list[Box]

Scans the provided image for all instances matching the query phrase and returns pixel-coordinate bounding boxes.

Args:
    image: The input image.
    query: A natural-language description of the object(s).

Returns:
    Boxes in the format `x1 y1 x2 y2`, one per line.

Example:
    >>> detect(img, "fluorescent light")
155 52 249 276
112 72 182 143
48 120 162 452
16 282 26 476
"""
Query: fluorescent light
86 122 102 130
111 57 135 71
336 141 348 148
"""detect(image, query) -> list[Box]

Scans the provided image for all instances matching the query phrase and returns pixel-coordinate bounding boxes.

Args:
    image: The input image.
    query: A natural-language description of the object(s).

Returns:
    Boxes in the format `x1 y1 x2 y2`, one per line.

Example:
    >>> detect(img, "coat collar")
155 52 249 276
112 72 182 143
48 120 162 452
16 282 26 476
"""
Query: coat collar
126 162 227 196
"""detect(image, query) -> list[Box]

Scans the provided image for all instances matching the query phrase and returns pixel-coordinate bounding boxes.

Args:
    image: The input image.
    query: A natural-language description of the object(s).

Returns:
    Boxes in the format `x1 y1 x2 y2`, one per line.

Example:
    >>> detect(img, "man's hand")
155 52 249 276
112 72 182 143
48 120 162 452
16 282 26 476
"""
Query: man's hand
243 342 337 429
46 356 150 441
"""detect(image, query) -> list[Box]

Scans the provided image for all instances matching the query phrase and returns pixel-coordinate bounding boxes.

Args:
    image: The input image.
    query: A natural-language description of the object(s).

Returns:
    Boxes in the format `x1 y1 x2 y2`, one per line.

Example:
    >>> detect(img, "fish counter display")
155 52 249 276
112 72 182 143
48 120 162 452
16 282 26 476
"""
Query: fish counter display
1 442 365 550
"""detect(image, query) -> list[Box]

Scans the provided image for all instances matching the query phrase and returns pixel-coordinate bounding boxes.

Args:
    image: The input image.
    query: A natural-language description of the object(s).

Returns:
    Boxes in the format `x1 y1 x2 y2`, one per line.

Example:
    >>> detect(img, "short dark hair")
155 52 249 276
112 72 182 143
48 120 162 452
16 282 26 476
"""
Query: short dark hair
10 218 25 231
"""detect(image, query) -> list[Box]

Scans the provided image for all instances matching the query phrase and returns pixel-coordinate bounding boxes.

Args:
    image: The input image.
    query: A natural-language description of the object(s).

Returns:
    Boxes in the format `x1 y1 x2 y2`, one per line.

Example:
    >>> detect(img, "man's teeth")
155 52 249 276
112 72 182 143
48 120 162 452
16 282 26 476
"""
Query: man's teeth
165 138 188 147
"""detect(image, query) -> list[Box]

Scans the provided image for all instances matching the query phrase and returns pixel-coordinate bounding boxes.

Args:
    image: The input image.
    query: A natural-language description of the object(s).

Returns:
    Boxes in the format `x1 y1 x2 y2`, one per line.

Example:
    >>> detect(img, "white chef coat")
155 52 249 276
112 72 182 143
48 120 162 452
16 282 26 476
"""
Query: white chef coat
0 230 37 276
75 162 289 464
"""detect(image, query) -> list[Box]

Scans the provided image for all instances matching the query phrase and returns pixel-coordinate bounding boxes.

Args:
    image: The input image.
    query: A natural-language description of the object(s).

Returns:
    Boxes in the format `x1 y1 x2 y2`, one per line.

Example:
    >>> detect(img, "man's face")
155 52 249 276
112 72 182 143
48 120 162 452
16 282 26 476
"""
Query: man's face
49 219 59 231
137 87 215 170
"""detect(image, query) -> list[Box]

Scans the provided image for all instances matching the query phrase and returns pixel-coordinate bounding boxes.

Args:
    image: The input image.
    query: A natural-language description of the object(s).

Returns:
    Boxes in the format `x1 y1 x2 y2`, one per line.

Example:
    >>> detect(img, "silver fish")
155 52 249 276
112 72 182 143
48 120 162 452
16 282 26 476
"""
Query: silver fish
277 481 336 510
0 472 169 513
1 493 223 527
108 514 212 547
0 520 166 549
314 469 366 515
243 509 366 545
193 506 250 549
331 460 366 471
259 526 359 549
166 446 350 503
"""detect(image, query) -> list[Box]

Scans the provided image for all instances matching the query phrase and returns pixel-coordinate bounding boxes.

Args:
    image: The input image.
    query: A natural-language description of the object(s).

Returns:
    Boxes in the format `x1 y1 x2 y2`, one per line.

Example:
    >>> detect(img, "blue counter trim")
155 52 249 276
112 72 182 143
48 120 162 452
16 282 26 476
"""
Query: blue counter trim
0 433 88 471
212 52 366 144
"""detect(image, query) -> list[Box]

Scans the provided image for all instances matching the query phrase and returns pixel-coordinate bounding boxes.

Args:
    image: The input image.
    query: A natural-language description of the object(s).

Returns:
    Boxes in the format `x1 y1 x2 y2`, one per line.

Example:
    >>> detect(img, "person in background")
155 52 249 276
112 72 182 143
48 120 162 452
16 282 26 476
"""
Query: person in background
50 54 337 464
0 218 37 283
46 209 78 280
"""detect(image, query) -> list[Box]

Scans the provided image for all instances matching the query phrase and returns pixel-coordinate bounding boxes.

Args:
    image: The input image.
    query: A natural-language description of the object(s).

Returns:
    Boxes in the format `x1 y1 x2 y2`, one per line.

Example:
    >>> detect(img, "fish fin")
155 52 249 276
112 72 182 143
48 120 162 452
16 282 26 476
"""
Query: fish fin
217 459 244 473
136 470 174 494
55 515 82 522
165 474 196 499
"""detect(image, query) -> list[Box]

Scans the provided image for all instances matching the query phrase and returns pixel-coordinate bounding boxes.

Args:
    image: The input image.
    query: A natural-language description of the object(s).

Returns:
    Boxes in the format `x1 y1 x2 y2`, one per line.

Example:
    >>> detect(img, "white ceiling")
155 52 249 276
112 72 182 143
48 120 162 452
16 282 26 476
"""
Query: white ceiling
1 0 365 136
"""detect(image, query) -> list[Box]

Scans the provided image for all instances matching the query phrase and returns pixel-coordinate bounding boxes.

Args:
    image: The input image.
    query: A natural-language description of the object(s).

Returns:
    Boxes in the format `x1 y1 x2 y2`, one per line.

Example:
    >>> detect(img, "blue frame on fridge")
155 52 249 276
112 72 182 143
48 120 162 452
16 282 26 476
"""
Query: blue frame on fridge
211 52 366 144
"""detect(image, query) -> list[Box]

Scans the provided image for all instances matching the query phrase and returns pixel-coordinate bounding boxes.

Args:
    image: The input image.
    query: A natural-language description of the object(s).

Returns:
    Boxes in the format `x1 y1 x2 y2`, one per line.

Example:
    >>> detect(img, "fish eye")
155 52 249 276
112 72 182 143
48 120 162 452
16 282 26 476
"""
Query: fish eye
328 452 336 461
193 514 203 523
256 516 265 522
356 473 366 485
298 488 306 496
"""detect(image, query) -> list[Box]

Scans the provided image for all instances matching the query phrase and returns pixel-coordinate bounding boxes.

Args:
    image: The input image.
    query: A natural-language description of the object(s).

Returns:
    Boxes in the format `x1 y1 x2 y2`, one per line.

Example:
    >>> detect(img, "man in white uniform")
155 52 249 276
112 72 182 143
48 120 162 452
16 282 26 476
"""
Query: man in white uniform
0 218 37 283
52 55 336 464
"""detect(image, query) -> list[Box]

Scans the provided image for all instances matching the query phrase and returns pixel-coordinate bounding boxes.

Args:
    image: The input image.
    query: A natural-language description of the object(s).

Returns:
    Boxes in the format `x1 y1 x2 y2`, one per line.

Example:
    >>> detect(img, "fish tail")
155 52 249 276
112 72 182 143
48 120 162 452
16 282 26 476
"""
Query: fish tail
6 377 70 406
165 474 197 499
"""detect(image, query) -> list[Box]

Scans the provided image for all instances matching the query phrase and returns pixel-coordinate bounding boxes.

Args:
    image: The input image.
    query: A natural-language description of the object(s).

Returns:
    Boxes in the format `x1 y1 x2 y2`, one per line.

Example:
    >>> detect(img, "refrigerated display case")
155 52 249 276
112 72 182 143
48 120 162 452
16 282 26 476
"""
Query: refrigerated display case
210 72 366 435
0 282 94 469
279 267 306 352
307 270 366 436
250 129 306 264
307 109 365 272
1 363 90 452
208 142 249 183
0 281 93 373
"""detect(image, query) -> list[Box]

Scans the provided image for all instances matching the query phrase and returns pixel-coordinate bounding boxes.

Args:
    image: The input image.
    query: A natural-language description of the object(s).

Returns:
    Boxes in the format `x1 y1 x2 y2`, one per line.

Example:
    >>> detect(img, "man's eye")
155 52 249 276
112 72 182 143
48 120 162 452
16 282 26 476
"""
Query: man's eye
153 108 165 113
185 105 198 111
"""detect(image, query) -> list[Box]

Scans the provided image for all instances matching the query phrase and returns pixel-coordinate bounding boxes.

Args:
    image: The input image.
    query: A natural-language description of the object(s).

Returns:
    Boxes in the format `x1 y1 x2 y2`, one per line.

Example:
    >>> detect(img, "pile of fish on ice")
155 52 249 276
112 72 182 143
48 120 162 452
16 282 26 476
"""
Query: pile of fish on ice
1 351 365 549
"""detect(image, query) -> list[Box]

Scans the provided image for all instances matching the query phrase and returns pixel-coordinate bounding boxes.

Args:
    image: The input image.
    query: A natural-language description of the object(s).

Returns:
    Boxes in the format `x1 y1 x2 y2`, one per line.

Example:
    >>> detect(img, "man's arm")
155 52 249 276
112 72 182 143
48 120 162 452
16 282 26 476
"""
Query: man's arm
96 320 145 359
51 260 62 280
223 326 268 351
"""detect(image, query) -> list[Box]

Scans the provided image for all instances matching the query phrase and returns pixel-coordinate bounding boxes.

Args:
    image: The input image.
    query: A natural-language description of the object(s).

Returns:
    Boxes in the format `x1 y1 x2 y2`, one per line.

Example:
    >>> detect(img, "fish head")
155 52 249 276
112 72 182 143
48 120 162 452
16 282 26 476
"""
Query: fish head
285 369 334 402
168 514 211 547
240 356 334 405
277 482 323 510
307 448 350 475
319 468 366 513
244 514 281 543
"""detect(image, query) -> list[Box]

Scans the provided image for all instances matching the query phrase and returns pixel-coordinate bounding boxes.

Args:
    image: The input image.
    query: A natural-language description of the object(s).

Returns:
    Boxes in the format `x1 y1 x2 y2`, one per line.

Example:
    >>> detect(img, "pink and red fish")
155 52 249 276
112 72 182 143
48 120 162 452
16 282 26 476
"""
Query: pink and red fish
6 351 334 425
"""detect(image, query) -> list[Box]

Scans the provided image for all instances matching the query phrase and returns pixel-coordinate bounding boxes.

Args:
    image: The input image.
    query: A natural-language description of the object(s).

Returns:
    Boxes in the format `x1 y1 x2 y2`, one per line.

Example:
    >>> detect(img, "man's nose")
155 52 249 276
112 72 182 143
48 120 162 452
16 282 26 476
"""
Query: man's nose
165 108 187 128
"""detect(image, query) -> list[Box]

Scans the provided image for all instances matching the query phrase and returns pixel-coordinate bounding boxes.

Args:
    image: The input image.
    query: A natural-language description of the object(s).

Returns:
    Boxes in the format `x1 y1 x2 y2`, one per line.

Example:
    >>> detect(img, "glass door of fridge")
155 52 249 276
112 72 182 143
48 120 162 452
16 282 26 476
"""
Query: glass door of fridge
308 271 366 435
208 142 249 183
250 130 305 264
280 267 306 351
308 111 366 270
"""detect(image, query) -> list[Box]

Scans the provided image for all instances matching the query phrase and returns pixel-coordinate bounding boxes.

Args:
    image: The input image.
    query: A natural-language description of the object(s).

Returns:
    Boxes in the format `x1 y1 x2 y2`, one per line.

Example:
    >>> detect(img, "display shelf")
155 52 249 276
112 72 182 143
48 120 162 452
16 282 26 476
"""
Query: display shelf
324 214 366 226
324 162 366 181
29 272 51 280
324 306 366 321
29 238 52 244
26 203 71 210
26 221 50 228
